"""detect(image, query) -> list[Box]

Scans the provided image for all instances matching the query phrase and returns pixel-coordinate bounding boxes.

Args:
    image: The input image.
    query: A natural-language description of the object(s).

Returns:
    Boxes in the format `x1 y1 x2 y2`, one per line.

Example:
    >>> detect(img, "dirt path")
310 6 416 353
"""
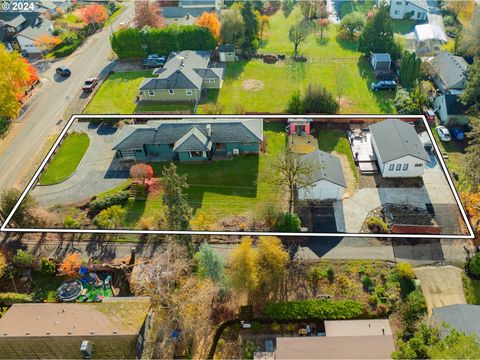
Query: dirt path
414 265 467 316
334 152 357 198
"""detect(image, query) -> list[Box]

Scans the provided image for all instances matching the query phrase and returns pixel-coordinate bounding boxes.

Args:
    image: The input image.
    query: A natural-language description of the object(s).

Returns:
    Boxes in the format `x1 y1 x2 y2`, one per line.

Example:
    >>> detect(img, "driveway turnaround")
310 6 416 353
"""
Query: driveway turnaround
32 122 129 206
415 265 467 316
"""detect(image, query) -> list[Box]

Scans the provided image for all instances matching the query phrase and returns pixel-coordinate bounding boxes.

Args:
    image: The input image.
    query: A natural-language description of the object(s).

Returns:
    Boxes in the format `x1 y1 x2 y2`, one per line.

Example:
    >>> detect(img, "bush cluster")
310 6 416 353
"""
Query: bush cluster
366 216 388 233
89 191 129 212
40 258 57 274
265 299 364 320
0 292 33 304
110 25 216 58
468 253 480 277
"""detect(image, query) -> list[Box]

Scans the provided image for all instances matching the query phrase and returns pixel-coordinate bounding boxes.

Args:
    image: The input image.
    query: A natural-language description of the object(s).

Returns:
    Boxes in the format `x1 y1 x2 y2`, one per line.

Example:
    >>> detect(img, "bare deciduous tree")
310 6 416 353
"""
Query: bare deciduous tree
134 1 165 29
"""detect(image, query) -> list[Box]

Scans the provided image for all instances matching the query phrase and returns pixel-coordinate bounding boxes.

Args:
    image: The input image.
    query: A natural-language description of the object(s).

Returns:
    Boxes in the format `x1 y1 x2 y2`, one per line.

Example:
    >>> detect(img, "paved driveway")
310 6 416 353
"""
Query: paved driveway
415 265 467 316
32 122 130 206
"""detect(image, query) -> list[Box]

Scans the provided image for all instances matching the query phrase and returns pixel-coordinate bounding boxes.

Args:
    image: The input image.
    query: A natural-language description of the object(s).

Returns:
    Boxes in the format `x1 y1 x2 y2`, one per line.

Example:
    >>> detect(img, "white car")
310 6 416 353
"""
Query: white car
437 126 451 142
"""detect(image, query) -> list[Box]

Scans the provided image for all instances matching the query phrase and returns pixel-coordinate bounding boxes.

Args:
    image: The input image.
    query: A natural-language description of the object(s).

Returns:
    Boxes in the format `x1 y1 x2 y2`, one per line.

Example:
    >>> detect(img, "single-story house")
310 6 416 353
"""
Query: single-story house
0 298 151 359
370 53 392 71
297 150 346 201
434 94 468 126
113 118 263 162
217 44 235 62
428 51 468 95
275 319 395 359
431 304 480 338
370 119 429 178
389 0 428 20
138 50 224 103
161 0 221 25
414 24 447 54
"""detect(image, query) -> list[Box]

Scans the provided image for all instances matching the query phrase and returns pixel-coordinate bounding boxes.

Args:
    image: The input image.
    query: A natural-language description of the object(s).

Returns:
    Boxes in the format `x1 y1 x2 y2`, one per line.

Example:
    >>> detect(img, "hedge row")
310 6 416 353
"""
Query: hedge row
51 37 83 58
0 292 33 304
89 191 129 211
265 299 365 320
110 25 216 59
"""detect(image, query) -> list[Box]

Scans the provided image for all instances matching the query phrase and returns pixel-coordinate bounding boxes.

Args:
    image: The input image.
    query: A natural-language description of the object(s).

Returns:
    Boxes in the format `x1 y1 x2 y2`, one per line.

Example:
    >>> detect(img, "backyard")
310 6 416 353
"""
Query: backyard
39 133 90 185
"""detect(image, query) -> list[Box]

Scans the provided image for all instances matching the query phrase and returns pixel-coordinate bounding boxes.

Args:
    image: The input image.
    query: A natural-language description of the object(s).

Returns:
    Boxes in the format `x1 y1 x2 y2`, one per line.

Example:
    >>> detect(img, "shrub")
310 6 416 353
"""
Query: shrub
259 204 283 230
202 102 225 114
63 215 80 229
0 292 33 304
265 299 364 320
277 212 301 232
327 266 335 283
251 321 262 333
271 321 281 332
468 253 480 277
397 262 415 280
376 303 389 317
89 191 129 211
400 289 427 333
443 15 455 27
13 249 34 267
40 258 57 274
308 265 327 284
362 276 375 293
366 216 388 233
110 25 216 58
0 117 9 136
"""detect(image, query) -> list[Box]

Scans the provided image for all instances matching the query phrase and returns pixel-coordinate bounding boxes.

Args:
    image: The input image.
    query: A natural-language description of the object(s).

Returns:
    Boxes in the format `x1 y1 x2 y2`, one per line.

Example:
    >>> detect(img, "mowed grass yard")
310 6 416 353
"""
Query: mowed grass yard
39 133 90 185
122 123 287 227
199 7 394 114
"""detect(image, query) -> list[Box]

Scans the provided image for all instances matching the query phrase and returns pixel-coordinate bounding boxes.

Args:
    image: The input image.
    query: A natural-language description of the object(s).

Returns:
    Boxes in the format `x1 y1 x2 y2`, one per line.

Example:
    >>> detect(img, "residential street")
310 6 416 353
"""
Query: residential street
0 1 135 191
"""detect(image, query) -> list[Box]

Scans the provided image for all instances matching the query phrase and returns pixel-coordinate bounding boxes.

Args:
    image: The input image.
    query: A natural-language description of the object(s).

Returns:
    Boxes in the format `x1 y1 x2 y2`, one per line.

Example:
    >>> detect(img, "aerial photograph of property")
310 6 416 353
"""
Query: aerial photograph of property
1 0 480 359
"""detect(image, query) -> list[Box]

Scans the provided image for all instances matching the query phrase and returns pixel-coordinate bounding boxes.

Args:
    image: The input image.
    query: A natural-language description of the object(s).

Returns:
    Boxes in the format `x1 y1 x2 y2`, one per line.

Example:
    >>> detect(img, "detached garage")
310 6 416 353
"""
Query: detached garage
370 53 392 71
298 150 346 201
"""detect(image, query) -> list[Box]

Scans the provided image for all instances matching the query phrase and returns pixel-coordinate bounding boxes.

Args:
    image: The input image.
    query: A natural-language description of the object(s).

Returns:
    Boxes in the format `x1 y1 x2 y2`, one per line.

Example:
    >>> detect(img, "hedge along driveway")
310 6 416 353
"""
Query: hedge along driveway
39 133 90 185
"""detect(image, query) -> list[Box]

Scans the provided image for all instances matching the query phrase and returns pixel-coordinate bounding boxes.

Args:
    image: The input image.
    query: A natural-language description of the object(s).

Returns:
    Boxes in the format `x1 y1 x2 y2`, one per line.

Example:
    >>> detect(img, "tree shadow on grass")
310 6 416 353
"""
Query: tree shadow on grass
224 60 248 81
335 36 359 52
124 198 147 228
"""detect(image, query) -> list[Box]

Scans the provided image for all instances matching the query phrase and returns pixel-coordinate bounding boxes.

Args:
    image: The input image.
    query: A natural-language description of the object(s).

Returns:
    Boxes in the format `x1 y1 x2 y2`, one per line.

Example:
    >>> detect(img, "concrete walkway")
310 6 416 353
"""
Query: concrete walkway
32 122 130 206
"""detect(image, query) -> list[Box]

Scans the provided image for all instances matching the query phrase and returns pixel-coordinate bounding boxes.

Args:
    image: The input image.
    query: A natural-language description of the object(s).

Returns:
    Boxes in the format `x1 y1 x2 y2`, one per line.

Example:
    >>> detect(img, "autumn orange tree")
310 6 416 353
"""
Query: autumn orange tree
462 192 480 233
16 59 39 101
34 34 62 53
195 12 220 39
59 253 82 277
80 4 108 29
130 163 154 184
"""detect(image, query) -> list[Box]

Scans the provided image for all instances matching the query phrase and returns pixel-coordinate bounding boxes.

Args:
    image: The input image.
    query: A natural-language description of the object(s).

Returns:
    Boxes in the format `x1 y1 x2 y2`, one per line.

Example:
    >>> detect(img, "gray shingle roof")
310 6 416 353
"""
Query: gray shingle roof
166 50 211 69
430 52 468 90
409 0 428 10
113 119 263 151
371 53 391 63
173 126 212 152
444 94 466 115
17 17 52 40
299 150 346 188
194 67 223 79
139 67 203 90
370 119 429 162
162 6 214 19
217 44 235 53
432 304 480 338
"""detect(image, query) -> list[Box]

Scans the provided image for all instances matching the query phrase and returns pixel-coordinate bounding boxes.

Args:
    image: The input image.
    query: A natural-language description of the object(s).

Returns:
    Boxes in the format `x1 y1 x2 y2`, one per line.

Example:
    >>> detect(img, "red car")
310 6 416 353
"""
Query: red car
82 77 98 92
424 109 436 124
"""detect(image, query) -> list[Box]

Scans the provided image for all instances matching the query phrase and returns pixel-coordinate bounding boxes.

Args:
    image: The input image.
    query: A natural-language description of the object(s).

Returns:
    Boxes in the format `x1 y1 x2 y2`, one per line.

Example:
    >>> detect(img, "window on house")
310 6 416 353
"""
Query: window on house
148 89 155 96
396 164 402 171
121 149 136 158
242 142 255 146
403 164 409 171
417 12 422 18
168 143 174 149
185 89 192 96
190 151 204 158
168 89 174 95
415 163 423 167
396 1 402 5
389 164 395 171
215 143 226 150
394 10 400 14
411 10 415 16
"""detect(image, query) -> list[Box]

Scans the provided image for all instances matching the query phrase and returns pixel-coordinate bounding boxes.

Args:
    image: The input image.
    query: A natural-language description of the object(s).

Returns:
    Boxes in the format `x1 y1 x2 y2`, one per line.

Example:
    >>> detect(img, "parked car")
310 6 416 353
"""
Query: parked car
451 127 465 141
424 109 436 123
82 77 99 92
371 80 397 91
436 126 451 142
142 57 166 69
146 54 165 61
55 66 71 77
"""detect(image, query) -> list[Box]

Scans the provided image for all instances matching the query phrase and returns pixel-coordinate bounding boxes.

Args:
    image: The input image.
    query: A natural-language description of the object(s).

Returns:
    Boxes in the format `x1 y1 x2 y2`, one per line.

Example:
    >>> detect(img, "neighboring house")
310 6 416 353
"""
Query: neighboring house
161 0 221 25
414 24 447 54
431 304 480 338
370 119 429 178
217 44 235 62
428 51 468 95
370 53 392 71
274 320 395 359
389 0 428 20
0 12 53 53
0 298 151 359
36 1 71 18
298 150 346 201
138 51 224 103
434 94 468 126
113 118 263 162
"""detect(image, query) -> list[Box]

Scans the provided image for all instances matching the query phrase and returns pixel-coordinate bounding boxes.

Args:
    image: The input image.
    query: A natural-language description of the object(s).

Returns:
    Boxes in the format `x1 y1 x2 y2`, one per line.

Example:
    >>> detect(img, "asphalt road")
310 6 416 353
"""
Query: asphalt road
0 1 135 190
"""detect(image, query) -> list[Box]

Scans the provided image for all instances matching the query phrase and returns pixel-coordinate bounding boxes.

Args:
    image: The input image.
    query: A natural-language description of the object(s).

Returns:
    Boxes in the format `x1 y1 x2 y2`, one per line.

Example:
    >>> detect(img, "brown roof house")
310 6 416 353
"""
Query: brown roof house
0 298 151 359
275 319 396 359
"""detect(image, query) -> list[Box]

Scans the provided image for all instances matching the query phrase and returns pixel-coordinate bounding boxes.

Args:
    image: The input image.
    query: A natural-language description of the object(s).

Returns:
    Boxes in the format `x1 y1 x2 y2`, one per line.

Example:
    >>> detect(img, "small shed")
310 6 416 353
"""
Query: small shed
298 150 346 201
217 44 235 62
370 53 392 71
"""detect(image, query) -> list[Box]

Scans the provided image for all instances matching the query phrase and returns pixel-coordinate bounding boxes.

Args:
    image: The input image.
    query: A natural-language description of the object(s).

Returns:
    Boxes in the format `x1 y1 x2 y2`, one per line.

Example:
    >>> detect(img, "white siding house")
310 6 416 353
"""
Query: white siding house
370 119 429 178
297 150 346 201
389 0 428 20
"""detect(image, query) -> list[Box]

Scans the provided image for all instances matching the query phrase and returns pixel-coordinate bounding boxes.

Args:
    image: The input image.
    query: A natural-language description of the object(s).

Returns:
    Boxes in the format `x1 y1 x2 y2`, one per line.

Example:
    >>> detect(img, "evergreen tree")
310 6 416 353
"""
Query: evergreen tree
241 1 259 52
358 4 396 56
194 242 227 285
162 163 192 231
464 117 480 190
460 58 480 115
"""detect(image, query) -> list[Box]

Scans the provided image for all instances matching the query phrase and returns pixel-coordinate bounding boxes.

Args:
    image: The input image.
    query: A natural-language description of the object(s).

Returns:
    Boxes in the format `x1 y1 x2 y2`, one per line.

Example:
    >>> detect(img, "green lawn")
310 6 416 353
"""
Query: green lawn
32 273 64 302
134 102 195 114
338 0 374 18
317 129 358 180
463 273 480 305
84 71 155 114
391 19 417 34
39 133 90 185
198 6 394 114
123 123 287 227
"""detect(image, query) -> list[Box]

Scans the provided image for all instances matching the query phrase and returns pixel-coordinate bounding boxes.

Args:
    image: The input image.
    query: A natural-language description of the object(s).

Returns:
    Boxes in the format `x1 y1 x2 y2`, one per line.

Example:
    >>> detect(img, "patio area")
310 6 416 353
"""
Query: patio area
288 134 318 154
347 128 379 174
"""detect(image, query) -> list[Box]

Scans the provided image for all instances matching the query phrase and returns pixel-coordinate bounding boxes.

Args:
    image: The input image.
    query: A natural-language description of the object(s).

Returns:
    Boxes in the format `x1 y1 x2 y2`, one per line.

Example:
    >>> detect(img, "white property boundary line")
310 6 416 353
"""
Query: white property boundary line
0 114 474 239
